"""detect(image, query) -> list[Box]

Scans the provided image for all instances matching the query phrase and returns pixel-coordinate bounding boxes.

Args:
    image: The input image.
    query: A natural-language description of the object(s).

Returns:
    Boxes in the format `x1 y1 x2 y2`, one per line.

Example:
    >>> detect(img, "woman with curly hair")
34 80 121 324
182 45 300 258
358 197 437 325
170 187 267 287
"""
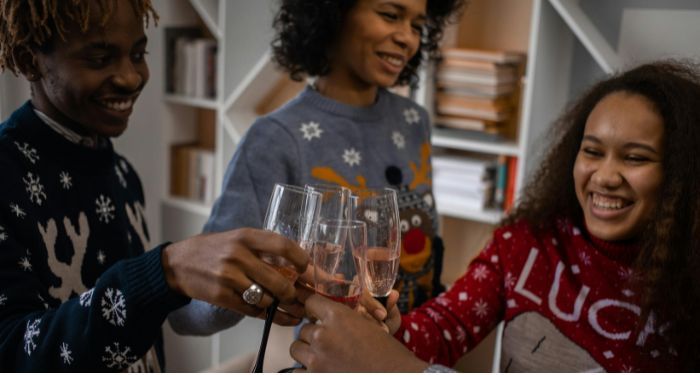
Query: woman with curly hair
0 0 312 370
289 60 700 372
197 0 466 324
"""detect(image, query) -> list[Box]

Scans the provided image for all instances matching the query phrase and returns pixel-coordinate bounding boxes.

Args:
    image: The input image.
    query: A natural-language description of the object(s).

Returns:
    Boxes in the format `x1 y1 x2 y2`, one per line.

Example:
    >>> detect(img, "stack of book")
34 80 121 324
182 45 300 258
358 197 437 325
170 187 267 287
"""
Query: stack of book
432 154 497 211
434 48 524 136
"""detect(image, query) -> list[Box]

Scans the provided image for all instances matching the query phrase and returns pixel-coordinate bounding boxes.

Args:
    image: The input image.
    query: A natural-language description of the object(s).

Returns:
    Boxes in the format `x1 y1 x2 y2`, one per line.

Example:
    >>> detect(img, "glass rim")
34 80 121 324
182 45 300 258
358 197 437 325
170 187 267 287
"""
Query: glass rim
272 183 322 196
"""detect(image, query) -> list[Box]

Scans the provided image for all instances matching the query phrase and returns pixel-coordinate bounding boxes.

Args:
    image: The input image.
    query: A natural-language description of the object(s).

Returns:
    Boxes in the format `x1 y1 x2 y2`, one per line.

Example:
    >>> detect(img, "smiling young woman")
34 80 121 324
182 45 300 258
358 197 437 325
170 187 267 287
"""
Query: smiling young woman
288 59 700 373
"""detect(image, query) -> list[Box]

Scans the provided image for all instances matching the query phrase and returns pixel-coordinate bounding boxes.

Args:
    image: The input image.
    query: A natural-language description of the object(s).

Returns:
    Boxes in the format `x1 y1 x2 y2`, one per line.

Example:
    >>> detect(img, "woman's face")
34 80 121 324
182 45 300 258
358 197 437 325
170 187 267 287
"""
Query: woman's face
573 92 665 241
329 0 427 88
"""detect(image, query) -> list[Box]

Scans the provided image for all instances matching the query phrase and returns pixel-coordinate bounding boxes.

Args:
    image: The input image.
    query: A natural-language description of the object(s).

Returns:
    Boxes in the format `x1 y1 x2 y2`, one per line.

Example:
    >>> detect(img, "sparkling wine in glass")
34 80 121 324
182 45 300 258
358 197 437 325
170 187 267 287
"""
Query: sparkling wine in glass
312 219 366 309
297 184 357 291
352 188 401 306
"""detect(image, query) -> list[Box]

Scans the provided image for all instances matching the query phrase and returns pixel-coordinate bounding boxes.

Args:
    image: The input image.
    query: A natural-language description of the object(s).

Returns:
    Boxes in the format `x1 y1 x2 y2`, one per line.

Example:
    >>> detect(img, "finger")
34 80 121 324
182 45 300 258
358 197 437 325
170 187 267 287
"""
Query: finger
289 340 312 370
271 310 303 326
241 259 298 303
296 321 320 345
386 289 400 309
304 294 346 322
235 228 310 273
278 300 306 318
230 273 277 308
220 292 265 318
360 291 387 321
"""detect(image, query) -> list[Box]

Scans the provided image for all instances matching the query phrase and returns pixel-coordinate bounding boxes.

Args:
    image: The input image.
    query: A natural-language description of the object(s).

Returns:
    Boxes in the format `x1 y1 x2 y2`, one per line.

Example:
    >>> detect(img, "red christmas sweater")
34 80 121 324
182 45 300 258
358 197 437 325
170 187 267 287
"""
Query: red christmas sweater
395 219 679 372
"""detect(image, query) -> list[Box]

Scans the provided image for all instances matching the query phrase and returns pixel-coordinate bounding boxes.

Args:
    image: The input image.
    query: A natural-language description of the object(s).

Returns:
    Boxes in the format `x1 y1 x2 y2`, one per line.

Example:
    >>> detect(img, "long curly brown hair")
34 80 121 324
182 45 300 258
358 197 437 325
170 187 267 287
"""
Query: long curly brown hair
271 0 466 86
0 0 158 74
505 60 700 370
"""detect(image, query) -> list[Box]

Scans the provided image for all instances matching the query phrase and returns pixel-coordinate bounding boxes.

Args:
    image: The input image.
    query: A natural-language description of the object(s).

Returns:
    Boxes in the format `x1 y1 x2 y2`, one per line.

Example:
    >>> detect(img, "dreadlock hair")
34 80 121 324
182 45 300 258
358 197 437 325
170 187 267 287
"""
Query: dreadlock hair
505 59 700 370
271 0 467 87
0 0 158 74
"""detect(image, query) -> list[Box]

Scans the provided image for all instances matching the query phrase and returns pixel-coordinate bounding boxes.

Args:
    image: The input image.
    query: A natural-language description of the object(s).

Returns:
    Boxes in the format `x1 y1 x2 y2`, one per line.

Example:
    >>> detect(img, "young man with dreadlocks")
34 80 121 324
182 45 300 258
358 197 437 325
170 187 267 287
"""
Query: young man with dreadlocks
0 0 312 371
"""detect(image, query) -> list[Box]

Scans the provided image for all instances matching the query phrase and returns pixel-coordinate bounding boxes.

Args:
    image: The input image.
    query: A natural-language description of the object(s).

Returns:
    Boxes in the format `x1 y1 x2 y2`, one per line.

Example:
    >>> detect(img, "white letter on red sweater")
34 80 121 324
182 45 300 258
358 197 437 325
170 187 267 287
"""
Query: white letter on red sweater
588 299 640 340
548 262 590 321
514 247 542 305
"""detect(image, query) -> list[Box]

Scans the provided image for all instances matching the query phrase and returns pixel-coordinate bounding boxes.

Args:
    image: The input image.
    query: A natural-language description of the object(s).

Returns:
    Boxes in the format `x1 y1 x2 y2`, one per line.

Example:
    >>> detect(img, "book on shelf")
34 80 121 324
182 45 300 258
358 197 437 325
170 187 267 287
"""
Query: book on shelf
437 68 517 86
440 58 518 76
504 156 518 212
437 80 516 97
164 27 201 93
432 154 497 175
434 115 501 133
436 96 510 122
166 26 218 99
170 144 215 204
442 47 524 64
434 190 491 212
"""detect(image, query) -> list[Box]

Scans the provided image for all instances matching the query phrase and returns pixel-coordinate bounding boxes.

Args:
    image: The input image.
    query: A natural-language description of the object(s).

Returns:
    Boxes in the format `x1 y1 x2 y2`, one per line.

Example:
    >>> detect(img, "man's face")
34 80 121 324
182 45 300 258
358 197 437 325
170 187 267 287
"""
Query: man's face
29 0 149 138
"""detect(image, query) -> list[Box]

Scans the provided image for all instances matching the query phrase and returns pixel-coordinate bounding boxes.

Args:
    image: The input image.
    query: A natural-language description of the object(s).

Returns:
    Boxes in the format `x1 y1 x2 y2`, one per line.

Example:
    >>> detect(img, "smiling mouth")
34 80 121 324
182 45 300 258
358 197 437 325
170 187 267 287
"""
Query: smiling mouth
590 192 633 210
377 53 404 69
97 98 135 112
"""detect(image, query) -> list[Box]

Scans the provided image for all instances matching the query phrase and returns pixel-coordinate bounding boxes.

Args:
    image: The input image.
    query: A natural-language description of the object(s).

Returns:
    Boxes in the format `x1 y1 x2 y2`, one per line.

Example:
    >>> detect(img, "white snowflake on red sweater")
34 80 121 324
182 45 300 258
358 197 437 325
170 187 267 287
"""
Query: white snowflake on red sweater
472 299 489 318
472 264 489 281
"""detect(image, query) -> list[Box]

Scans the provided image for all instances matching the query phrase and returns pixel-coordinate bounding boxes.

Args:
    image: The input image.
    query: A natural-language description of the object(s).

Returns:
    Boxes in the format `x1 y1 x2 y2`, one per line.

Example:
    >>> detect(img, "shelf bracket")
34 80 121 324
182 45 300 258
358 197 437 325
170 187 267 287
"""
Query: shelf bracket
549 0 620 74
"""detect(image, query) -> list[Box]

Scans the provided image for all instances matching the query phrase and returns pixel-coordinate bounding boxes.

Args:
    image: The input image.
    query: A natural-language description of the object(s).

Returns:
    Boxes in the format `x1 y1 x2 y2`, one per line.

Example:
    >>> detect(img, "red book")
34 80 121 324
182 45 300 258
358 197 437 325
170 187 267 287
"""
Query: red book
504 156 518 212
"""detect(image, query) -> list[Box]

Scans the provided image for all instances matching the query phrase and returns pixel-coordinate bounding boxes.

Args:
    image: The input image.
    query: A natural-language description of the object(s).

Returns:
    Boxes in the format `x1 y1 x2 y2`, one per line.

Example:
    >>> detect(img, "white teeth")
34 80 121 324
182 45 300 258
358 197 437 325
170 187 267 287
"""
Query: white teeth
380 54 402 67
591 193 626 210
100 100 133 112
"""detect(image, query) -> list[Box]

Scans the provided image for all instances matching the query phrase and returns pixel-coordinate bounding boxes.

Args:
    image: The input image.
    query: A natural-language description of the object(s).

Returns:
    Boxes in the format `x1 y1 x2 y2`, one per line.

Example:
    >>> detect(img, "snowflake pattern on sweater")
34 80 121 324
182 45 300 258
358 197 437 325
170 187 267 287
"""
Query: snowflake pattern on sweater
395 219 679 372
0 102 188 371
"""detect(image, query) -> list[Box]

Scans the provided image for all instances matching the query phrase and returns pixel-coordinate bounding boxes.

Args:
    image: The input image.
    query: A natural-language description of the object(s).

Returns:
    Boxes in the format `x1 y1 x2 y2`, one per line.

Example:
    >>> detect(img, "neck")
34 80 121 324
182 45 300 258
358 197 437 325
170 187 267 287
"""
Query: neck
314 74 379 107
30 90 99 143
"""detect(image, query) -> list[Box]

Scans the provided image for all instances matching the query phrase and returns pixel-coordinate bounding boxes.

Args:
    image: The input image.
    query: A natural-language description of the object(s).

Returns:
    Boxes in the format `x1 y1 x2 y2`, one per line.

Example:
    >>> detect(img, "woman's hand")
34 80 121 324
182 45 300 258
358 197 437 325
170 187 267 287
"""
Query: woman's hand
357 289 401 333
289 294 428 372
161 228 309 325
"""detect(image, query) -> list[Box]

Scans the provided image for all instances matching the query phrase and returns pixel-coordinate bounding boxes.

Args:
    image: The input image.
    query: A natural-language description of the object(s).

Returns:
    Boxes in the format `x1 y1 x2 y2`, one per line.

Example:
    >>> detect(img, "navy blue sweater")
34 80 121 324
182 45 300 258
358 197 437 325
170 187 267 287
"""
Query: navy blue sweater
0 102 189 371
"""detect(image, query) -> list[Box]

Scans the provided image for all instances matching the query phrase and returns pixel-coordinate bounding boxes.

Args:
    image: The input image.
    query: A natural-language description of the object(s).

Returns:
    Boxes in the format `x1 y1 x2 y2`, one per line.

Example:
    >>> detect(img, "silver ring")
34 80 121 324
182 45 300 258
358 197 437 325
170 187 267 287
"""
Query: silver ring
242 283 264 305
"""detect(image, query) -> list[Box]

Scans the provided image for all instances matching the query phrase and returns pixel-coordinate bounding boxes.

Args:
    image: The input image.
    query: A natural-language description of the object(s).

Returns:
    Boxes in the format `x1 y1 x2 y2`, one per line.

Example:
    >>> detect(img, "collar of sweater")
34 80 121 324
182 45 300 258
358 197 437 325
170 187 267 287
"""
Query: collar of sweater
5 101 116 172
300 85 390 122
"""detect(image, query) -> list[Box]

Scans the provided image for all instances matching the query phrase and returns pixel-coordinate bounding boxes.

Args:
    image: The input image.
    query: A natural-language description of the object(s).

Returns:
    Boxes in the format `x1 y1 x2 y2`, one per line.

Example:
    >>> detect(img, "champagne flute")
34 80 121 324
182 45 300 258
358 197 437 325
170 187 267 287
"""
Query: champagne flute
352 188 401 306
253 183 321 373
312 219 366 309
297 184 357 291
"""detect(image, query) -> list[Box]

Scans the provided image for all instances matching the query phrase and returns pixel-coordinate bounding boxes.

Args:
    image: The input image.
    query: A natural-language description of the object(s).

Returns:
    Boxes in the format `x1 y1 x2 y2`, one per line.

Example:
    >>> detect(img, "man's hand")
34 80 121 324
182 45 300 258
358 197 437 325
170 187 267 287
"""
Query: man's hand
161 228 309 325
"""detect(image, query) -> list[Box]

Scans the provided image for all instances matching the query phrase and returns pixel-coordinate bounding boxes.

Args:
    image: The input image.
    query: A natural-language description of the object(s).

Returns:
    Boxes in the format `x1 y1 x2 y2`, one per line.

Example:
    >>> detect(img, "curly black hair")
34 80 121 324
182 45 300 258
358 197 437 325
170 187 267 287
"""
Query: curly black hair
271 0 466 86
505 59 700 370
